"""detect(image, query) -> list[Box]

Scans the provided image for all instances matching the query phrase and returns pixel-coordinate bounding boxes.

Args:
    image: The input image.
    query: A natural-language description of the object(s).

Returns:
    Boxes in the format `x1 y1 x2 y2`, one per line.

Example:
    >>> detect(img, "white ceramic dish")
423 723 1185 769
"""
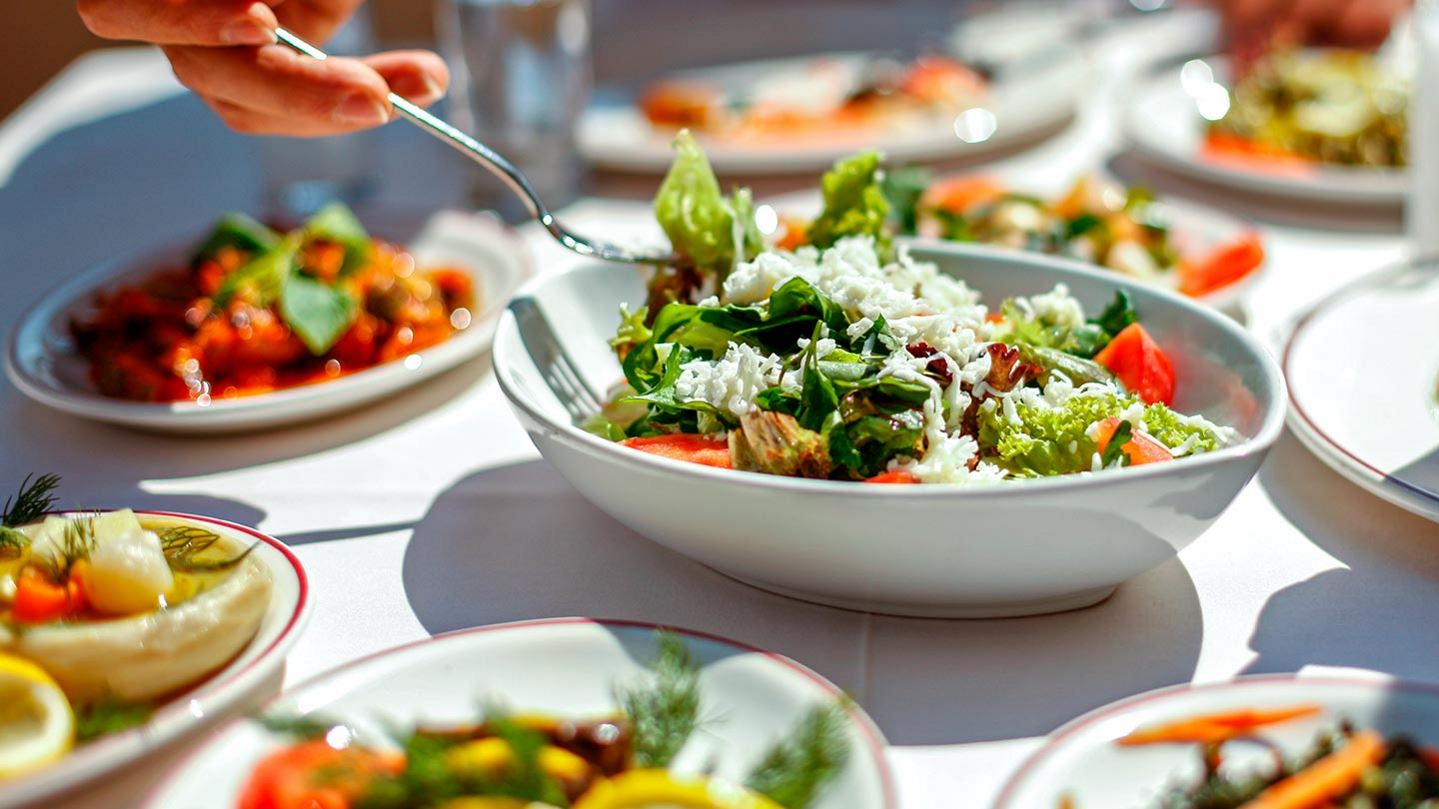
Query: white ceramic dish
144 617 895 809
1123 55 1407 206
492 243 1286 618
994 675 1439 809
5 209 533 434
1284 258 1439 522
579 47 1084 174
0 511 309 809
766 182 1267 311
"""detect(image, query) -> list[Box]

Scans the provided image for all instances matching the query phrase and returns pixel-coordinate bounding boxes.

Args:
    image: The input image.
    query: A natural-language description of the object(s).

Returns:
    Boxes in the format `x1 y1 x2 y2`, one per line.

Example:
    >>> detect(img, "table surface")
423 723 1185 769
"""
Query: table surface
5 14 1439 809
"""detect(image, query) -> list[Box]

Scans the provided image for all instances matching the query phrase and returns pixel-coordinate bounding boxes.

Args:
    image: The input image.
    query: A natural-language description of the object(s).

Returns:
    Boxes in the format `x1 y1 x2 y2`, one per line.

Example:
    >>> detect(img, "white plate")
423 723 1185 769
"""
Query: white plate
766 181 1267 310
994 675 1439 808
144 618 896 809
1284 259 1439 522
5 210 533 434
0 511 309 809
1122 55 1407 206
494 244 1286 617
579 47 1085 174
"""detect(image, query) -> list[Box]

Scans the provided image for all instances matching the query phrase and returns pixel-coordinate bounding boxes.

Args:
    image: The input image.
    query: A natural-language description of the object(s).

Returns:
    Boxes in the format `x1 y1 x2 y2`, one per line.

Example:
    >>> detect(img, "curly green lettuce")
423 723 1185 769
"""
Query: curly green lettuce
654 130 762 278
806 151 891 256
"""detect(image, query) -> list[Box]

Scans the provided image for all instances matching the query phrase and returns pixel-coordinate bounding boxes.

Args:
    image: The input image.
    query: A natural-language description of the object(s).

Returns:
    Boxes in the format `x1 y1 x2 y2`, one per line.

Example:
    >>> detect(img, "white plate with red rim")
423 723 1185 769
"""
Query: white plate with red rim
0 511 309 809
143 617 896 809
4 209 533 434
1122 54 1407 206
993 674 1439 809
579 46 1085 175
765 178 1268 311
1284 257 1439 523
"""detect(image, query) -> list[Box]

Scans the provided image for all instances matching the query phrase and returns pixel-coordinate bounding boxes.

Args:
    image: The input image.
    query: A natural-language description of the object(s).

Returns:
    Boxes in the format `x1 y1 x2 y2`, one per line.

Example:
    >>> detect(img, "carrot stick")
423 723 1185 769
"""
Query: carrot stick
1239 730 1386 809
1119 705 1322 746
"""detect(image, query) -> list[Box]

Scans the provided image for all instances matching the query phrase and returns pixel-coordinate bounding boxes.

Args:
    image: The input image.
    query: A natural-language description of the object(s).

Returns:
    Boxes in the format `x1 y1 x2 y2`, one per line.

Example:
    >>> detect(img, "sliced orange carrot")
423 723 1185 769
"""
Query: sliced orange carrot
620 434 734 469
11 568 86 624
1119 705 1321 746
1239 730 1385 809
1093 418 1173 467
865 470 921 484
922 175 1006 215
1178 234 1265 297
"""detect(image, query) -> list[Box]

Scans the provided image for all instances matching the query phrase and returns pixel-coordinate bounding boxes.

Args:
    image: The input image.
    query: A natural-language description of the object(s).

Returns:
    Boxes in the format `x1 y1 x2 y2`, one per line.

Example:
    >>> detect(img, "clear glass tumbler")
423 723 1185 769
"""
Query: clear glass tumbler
436 0 592 221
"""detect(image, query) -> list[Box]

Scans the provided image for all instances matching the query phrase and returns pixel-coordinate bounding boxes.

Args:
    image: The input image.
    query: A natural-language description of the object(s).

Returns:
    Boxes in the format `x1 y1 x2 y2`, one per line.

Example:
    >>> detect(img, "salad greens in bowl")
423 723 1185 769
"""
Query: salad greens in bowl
493 133 1284 617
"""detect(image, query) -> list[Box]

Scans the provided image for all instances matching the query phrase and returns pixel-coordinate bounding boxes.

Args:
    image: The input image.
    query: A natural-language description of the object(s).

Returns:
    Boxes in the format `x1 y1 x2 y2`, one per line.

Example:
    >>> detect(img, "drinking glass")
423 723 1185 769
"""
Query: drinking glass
436 0 592 221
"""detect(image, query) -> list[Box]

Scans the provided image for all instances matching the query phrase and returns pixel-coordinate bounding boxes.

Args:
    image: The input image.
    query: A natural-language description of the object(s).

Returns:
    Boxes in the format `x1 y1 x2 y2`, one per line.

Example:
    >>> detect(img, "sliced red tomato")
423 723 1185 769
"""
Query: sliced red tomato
864 470 921 484
1093 323 1176 406
1092 418 1173 466
620 435 734 469
237 740 401 809
1178 234 1265 297
922 175 1005 215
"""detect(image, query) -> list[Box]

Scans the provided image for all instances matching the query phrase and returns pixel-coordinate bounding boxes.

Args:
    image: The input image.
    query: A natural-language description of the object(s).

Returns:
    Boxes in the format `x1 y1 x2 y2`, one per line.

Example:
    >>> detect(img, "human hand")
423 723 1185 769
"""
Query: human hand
1216 0 1410 53
76 0 449 136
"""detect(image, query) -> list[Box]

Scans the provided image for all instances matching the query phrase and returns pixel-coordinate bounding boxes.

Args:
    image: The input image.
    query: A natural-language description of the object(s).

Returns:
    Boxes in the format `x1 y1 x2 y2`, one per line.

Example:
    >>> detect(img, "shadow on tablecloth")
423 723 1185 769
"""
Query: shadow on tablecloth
400 458 1205 746
1246 430 1439 681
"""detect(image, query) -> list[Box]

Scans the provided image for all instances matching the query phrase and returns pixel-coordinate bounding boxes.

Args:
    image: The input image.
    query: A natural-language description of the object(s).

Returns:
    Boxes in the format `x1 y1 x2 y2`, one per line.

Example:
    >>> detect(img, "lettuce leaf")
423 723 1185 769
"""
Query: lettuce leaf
806 151 891 255
654 130 761 277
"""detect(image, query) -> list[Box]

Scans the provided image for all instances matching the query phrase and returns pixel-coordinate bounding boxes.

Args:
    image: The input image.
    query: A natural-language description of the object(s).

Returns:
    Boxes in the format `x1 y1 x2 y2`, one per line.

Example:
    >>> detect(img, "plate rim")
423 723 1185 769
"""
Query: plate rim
991 672 1439 809
1281 260 1439 520
0 509 310 807
3 209 534 431
140 616 898 809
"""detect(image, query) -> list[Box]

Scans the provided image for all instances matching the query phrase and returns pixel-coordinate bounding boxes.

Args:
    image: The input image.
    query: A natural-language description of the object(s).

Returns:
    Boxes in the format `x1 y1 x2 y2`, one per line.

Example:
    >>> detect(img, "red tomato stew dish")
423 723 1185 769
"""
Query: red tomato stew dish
71 203 476 403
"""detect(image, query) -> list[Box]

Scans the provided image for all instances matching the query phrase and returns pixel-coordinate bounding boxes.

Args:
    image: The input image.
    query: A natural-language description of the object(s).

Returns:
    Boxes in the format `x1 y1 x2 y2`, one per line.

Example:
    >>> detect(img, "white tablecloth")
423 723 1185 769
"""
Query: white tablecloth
4 20 1439 809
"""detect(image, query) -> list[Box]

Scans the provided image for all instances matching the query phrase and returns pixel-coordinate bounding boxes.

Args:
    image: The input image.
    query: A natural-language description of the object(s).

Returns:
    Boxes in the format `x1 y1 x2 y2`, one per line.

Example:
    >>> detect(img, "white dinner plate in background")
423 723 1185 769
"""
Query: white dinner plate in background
5 209 533 434
1284 259 1439 522
144 618 895 809
994 675 1439 809
579 46 1085 175
1123 55 1407 206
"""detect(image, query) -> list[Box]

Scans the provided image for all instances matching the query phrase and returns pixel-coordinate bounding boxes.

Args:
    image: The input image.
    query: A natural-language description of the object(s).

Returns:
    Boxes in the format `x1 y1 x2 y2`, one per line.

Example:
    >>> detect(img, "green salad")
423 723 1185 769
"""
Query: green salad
590 133 1237 485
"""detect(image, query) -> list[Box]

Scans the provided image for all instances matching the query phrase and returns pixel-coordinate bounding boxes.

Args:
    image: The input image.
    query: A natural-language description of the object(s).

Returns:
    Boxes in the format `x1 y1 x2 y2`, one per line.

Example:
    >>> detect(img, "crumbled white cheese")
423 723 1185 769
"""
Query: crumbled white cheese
1022 283 1086 329
674 343 793 417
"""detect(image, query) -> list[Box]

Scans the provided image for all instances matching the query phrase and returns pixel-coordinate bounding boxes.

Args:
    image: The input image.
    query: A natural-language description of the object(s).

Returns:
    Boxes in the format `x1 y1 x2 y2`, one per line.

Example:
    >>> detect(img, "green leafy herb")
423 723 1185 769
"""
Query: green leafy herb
620 631 701 768
190 213 280 266
76 698 154 743
654 130 762 278
165 543 257 574
157 524 222 560
257 712 348 740
280 271 360 355
1 473 60 528
303 201 372 276
806 151 891 256
214 235 298 310
745 702 851 809
1100 420 1133 468
880 164 932 234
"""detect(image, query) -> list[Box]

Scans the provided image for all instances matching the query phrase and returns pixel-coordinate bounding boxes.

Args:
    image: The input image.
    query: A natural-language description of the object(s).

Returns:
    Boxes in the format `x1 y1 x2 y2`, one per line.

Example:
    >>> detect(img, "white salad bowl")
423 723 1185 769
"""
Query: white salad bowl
493 243 1285 618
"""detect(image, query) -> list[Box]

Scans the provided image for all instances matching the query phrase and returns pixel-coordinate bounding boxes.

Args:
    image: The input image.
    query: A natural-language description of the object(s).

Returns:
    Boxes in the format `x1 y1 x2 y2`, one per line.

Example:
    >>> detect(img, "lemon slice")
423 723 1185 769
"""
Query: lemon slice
572 769 784 809
0 654 74 779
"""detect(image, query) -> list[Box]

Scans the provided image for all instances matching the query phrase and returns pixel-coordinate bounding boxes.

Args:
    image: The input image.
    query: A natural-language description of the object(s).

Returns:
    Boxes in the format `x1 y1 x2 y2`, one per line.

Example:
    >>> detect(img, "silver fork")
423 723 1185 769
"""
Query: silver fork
273 27 679 268
509 296 603 423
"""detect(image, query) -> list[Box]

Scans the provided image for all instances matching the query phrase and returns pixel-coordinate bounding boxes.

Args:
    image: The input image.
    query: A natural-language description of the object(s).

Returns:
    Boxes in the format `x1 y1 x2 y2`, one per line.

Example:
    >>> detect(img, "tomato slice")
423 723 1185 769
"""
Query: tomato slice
237 740 401 809
1178 234 1265 297
864 470 921 484
1093 323 1176 406
619 435 734 469
1093 418 1173 466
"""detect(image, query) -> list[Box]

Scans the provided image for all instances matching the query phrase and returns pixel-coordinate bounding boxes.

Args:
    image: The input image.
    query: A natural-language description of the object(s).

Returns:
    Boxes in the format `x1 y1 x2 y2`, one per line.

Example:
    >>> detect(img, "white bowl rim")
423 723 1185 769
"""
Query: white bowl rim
989 672 1439 809
495 242 1287 498
2 509 310 803
141 616 899 809
4 212 534 421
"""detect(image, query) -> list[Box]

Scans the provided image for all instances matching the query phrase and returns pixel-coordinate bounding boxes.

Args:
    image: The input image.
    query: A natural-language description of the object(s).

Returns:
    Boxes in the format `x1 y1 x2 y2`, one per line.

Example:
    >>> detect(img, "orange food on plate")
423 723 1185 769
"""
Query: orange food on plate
71 204 476 403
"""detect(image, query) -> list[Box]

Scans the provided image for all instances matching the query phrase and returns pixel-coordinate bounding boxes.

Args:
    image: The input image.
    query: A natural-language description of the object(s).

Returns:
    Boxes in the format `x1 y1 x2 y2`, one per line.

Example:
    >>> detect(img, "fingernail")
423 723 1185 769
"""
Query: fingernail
389 72 445 102
336 94 390 126
220 20 275 46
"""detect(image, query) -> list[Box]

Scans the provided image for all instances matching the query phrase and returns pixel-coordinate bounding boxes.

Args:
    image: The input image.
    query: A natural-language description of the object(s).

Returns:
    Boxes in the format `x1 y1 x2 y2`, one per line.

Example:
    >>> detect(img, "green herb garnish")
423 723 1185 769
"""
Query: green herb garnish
620 631 701 769
1 473 60 528
76 697 154 743
745 702 851 809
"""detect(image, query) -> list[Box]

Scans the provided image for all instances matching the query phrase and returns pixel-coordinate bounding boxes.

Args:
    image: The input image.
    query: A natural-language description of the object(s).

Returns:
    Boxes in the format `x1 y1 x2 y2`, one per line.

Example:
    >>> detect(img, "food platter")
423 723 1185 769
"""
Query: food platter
5 209 532 433
0 511 308 809
143 618 895 809
579 46 1085 174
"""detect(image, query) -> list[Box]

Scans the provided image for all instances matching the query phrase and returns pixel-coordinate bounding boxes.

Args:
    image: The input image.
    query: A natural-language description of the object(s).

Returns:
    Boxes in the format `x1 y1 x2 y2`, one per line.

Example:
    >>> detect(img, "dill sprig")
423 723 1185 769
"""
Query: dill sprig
257 712 349 740
32 516 95 584
166 543 257 574
1 473 61 528
158 524 223 559
76 697 153 743
745 702 852 809
619 631 701 768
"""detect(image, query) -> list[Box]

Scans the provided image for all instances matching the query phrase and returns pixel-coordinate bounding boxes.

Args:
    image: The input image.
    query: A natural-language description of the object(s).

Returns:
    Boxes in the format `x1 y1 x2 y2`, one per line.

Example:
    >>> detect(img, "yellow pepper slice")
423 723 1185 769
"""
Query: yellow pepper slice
571 769 785 809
